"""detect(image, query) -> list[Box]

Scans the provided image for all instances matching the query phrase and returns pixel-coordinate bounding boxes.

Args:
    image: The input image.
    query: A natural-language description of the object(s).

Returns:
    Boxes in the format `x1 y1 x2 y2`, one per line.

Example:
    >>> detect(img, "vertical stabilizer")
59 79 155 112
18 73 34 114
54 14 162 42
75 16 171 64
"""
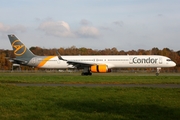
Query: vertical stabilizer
8 34 36 59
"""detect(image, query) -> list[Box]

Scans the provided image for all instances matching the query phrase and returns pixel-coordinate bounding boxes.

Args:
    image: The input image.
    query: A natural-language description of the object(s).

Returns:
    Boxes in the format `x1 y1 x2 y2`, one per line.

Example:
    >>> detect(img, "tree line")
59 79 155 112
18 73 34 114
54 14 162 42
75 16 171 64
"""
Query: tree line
0 46 180 72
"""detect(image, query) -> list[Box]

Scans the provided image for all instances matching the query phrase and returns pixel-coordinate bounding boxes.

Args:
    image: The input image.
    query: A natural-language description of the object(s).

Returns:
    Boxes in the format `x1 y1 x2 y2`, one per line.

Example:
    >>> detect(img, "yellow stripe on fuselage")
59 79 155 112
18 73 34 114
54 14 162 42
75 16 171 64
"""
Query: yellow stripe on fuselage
37 56 55 68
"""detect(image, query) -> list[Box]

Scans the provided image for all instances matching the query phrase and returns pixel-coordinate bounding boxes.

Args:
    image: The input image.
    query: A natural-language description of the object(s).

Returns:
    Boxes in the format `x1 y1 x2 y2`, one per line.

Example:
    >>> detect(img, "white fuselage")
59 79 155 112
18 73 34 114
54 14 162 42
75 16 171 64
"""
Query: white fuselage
28 55 176 69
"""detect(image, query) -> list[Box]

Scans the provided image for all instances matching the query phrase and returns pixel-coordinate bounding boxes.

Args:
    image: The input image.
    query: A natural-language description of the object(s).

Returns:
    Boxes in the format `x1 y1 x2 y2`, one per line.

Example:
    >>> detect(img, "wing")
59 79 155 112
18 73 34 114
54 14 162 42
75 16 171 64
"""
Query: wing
66 60 95 69
56 51 96 69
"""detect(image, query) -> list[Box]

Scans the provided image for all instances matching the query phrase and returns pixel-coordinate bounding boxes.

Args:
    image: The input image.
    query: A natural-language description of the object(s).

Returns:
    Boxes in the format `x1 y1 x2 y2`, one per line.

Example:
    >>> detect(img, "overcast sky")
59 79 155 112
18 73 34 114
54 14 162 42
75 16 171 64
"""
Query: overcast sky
0 0 180 51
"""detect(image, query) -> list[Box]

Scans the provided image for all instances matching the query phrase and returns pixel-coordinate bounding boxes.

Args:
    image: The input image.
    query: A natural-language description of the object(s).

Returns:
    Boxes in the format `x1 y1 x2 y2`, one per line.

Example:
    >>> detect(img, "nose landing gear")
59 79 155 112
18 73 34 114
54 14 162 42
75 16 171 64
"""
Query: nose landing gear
156 67 161 76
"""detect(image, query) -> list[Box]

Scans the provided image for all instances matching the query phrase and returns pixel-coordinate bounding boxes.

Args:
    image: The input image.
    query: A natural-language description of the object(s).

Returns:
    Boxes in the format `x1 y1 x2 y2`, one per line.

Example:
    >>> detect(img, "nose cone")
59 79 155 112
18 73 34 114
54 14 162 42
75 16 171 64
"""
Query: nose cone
172 61 176 67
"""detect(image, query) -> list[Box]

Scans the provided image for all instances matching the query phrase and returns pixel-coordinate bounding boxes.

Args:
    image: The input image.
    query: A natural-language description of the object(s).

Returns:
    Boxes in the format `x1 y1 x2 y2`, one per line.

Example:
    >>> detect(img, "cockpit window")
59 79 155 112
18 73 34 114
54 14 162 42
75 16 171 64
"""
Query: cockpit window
166 59 172 61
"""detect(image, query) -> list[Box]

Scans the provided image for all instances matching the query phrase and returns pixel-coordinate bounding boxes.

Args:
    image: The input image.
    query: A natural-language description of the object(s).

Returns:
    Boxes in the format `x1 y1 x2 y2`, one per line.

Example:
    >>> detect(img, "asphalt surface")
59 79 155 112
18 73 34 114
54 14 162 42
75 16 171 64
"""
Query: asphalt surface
6 83 180 88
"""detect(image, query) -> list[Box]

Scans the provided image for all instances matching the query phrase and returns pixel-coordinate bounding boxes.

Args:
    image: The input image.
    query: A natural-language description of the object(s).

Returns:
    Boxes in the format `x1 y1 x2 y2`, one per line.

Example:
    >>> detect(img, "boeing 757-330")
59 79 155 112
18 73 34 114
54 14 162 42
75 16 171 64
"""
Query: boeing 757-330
8 34 176 75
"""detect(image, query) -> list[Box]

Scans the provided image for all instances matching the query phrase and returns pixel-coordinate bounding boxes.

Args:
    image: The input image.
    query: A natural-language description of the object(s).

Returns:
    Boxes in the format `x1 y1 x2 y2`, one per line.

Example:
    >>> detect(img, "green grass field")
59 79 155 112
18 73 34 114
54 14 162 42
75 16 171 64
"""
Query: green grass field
0 72 180 120
0 72 180 84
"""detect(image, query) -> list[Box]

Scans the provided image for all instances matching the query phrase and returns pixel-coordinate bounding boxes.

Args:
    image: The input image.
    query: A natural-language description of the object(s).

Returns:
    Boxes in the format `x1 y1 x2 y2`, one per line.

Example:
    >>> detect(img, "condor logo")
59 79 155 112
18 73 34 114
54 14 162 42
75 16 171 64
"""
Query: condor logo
133 57 158 64
12 40 26 56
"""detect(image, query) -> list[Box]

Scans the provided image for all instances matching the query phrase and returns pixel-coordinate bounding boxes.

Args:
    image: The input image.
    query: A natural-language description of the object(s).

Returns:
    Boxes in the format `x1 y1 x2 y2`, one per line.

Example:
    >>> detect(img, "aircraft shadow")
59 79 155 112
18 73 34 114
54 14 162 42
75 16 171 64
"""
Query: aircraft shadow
55 98 180 120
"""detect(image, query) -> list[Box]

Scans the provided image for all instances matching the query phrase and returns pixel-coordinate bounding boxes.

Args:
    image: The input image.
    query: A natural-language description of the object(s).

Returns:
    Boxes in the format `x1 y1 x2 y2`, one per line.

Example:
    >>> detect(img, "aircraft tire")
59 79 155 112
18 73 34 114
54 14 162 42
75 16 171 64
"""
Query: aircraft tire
81 72 92 76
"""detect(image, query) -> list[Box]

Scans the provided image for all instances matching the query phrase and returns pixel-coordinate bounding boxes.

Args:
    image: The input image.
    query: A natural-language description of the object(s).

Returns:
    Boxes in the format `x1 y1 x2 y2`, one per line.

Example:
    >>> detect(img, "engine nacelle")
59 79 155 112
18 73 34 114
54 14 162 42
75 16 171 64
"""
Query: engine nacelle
90 65 111 73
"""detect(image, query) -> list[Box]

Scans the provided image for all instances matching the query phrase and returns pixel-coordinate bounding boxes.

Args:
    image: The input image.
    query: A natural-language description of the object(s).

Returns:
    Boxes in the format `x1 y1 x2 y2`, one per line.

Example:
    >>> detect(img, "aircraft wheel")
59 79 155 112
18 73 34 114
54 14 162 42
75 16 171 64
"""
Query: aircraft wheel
81 72 92 76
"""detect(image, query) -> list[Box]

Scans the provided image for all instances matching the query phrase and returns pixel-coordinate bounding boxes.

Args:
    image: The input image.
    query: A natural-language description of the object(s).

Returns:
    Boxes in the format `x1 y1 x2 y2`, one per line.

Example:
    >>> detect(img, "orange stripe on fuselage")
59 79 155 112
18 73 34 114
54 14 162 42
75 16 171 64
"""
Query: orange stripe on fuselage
37 56 55 68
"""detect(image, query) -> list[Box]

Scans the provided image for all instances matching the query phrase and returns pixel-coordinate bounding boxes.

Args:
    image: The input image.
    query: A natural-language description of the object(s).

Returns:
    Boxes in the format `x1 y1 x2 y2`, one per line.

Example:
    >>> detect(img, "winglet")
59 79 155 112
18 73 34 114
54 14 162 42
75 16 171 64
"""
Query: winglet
56 50 67 61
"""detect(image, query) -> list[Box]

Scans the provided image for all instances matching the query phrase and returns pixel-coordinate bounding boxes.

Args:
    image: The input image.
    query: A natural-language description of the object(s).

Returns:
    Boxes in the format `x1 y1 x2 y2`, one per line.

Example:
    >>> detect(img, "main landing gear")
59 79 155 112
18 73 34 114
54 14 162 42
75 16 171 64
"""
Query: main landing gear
81 72 92 76
81 67 92 76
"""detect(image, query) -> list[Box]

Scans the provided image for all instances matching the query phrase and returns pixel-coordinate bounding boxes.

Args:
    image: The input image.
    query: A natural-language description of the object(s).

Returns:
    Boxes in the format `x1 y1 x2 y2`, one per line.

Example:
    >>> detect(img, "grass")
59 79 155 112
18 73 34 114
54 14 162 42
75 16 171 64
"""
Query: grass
0 72 179 119
0 85 180 120
0 72 180 84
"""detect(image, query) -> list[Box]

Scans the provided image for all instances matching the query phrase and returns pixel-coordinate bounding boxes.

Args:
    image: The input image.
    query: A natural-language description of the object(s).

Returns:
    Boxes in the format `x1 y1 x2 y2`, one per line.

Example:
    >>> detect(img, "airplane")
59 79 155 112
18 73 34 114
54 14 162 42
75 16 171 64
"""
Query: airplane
8 34 176 76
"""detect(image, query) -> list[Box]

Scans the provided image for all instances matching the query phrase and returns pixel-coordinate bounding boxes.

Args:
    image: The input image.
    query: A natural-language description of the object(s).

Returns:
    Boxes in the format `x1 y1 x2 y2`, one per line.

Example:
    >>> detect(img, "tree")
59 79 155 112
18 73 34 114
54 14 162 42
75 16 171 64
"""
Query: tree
151 47 160 55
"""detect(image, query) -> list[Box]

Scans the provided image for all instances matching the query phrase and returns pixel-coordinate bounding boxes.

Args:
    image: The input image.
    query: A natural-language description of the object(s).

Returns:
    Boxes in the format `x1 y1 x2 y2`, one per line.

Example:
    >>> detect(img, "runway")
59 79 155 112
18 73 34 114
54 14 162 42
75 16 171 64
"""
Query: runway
7 83 180 88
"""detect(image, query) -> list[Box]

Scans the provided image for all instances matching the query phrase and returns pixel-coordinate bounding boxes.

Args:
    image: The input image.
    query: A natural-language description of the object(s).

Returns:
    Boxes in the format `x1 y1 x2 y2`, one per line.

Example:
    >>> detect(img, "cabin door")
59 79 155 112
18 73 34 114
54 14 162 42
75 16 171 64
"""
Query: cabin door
159 57 162 64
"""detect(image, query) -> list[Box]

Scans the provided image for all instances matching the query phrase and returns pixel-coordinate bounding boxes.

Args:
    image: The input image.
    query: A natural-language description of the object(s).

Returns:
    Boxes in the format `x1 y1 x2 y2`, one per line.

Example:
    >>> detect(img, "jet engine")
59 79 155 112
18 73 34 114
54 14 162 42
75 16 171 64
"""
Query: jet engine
90 65 111 73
